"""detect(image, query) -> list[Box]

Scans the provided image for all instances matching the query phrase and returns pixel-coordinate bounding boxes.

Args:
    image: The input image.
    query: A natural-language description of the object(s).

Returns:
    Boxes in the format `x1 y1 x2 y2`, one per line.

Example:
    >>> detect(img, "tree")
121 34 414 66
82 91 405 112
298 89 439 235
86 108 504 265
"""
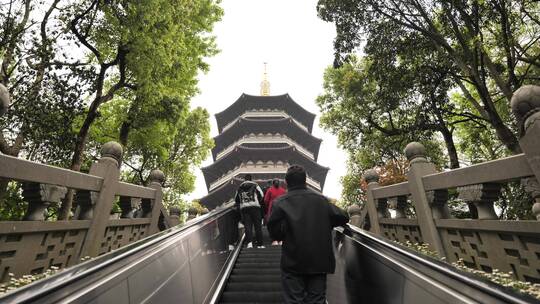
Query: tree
318 0 540 154
0 0 223 219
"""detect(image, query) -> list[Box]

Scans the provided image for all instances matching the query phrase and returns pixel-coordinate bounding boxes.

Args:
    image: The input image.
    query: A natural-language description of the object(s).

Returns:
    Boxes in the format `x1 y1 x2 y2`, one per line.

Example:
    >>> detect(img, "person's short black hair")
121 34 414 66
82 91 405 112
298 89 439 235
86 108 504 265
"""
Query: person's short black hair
285 165 306 188
244 174 252 181
272 178 280 187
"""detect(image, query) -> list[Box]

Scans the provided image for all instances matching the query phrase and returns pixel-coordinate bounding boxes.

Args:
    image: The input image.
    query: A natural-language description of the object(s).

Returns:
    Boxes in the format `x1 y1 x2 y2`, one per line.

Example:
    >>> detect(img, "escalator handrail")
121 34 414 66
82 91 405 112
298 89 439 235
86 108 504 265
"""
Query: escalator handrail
206 233 246 304
0 203 236 303
339 224 537 304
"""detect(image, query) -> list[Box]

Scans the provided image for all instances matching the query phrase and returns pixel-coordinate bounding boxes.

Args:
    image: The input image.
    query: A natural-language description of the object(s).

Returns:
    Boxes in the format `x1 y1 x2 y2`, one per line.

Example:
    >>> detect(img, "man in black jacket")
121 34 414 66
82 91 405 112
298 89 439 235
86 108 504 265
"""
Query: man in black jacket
267 165 349 303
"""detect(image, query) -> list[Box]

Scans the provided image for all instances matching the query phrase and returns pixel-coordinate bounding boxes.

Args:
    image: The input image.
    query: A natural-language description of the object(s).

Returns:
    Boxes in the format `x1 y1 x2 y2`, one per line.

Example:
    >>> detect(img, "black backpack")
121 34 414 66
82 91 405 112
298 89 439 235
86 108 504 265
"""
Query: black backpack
239 183 257 203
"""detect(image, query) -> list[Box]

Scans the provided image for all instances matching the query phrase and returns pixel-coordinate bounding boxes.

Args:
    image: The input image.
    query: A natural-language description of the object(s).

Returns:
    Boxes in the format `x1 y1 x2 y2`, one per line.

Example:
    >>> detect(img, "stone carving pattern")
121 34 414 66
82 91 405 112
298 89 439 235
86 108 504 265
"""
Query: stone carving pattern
521 177 540 220
439 228 540 282
381 223 423 244
98 223 149 255
457 183 501 219
0 229 87 281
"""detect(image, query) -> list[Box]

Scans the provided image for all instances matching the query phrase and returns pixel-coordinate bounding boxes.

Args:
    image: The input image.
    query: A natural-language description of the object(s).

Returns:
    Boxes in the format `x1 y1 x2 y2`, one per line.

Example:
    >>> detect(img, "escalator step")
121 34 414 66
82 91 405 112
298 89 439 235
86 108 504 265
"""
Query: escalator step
225 282 281 292
220 291 282 302
234 262 280 269
232 268 281 275
228 274 280 283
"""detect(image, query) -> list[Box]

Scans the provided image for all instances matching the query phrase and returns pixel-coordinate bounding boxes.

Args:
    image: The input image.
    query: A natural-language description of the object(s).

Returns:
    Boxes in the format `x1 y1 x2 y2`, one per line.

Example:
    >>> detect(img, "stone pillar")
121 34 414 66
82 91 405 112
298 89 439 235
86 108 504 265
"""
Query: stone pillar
75 190 98 219
347 204 363 227
457 184 501 219
22 183 67 220
425 190 451 219
146 169 165 235
79 141 122 258
511 85 540 220
0 83 10 116
388 196 407 219
363 169 381 234
405 142 445 257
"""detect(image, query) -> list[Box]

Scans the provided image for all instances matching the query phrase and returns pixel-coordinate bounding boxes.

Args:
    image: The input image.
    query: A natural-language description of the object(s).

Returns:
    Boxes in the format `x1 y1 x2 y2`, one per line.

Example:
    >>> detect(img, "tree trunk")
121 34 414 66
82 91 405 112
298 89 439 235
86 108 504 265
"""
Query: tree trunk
439 127 460 169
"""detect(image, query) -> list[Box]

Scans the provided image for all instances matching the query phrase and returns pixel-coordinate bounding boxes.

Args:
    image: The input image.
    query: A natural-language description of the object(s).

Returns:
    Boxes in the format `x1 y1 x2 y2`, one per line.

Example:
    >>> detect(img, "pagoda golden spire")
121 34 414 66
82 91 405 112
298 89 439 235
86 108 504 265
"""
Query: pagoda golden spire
260 62 270 96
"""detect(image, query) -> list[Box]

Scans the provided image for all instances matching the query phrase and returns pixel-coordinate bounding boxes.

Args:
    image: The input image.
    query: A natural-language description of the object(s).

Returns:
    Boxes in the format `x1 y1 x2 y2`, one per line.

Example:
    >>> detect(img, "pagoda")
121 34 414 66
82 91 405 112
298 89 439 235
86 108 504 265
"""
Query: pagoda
200 65 329 209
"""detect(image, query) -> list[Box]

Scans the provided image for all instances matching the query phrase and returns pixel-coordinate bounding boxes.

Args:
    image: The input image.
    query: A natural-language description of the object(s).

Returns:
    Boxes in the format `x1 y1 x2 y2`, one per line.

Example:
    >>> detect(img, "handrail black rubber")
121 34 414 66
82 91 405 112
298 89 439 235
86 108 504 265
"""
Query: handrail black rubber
0 203 235 303
206 233 246 304
339 224 538 304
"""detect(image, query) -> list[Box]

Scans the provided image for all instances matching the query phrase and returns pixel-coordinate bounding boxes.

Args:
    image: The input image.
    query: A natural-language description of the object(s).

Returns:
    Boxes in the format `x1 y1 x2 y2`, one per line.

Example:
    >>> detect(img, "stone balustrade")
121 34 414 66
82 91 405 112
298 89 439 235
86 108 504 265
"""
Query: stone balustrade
350 85 540 283
0 139 177 282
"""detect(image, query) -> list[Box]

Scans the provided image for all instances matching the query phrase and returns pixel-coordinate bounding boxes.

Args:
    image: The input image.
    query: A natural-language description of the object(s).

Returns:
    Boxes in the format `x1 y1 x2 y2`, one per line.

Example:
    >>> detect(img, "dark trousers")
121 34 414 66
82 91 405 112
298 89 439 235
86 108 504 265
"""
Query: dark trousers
240 206 263 246
282 270 327 304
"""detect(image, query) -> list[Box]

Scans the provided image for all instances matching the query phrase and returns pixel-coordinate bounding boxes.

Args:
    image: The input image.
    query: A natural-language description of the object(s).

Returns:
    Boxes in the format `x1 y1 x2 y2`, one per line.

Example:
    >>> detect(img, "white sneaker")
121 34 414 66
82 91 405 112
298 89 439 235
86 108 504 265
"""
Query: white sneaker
228 245 235 251
247 242 253 248
257 245 265 249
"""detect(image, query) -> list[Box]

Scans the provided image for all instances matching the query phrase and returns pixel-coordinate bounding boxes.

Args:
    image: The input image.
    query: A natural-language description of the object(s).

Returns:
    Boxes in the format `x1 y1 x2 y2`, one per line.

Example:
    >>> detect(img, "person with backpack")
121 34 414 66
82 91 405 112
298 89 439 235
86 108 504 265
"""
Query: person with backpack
234 174 265 248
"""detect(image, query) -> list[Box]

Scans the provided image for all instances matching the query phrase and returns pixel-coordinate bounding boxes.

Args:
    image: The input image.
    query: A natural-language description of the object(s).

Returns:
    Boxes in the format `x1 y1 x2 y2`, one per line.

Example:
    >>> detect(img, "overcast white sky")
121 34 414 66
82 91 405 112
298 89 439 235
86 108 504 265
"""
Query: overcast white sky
186 0 347 201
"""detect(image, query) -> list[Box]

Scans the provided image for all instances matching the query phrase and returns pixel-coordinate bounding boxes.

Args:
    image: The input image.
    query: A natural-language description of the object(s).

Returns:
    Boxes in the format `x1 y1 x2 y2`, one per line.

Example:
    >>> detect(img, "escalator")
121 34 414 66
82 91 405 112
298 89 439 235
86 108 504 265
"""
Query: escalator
218 232 282 303
0 204 537 304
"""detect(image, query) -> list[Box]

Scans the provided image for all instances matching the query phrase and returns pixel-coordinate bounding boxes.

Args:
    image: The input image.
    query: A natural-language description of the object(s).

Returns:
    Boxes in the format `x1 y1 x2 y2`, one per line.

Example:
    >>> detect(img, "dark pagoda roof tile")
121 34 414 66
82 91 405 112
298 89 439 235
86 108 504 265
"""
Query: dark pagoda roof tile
212 117 322 161
215 93 316 133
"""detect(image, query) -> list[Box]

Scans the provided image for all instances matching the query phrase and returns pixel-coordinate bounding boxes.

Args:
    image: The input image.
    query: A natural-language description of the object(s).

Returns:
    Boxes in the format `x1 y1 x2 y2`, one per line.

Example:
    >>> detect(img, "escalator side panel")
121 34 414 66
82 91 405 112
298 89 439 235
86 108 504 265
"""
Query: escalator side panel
0 206 241 304
327 228 535 304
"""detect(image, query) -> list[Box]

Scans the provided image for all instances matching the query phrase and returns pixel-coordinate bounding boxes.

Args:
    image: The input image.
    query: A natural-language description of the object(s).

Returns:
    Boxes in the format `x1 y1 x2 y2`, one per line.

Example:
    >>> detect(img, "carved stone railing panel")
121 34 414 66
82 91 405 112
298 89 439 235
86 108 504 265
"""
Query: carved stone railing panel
97 220 151 255
379 218 423 244
0 223 88 281
437 219 540 282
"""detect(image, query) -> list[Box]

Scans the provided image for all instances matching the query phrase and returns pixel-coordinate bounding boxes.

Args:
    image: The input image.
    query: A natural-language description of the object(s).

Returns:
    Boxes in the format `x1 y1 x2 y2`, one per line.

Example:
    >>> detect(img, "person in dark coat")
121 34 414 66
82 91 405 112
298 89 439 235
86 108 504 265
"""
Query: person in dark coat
267 165 349 303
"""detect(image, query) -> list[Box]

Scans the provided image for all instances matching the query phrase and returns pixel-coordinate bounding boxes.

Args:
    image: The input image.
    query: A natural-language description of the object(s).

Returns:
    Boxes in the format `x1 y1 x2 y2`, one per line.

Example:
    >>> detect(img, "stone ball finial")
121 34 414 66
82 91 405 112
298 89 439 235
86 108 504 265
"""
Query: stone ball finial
149 169 165 185
100 141 123 164
347 204 362 216
404 142 426 161
511 85 540 130
363 169 379 184
0 83 10 116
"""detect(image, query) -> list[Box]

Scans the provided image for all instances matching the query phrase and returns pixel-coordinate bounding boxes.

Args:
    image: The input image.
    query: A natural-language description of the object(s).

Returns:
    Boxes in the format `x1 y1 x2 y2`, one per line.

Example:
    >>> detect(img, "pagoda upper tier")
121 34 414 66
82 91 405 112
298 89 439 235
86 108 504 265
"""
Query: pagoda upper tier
215 93 316 133
212 116 322 161
201 145 329 191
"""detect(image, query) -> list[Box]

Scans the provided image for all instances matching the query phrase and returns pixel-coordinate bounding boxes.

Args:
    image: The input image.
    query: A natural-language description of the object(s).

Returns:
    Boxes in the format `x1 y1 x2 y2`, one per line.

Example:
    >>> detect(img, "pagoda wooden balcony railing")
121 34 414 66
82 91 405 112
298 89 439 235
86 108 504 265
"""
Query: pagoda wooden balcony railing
209 165 321 191
216 134 315 161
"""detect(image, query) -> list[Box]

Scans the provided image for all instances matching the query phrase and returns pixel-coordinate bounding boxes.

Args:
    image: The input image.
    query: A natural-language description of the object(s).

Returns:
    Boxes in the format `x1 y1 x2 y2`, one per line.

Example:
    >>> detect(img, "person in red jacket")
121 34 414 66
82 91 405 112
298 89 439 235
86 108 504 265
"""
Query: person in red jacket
264 178 286 245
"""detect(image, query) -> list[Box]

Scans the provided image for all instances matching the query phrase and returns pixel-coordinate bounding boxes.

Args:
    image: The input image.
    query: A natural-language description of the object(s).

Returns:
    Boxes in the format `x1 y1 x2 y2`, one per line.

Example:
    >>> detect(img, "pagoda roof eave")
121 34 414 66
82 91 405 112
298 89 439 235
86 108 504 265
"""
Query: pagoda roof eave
211 117 322 161
215 93 316 133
